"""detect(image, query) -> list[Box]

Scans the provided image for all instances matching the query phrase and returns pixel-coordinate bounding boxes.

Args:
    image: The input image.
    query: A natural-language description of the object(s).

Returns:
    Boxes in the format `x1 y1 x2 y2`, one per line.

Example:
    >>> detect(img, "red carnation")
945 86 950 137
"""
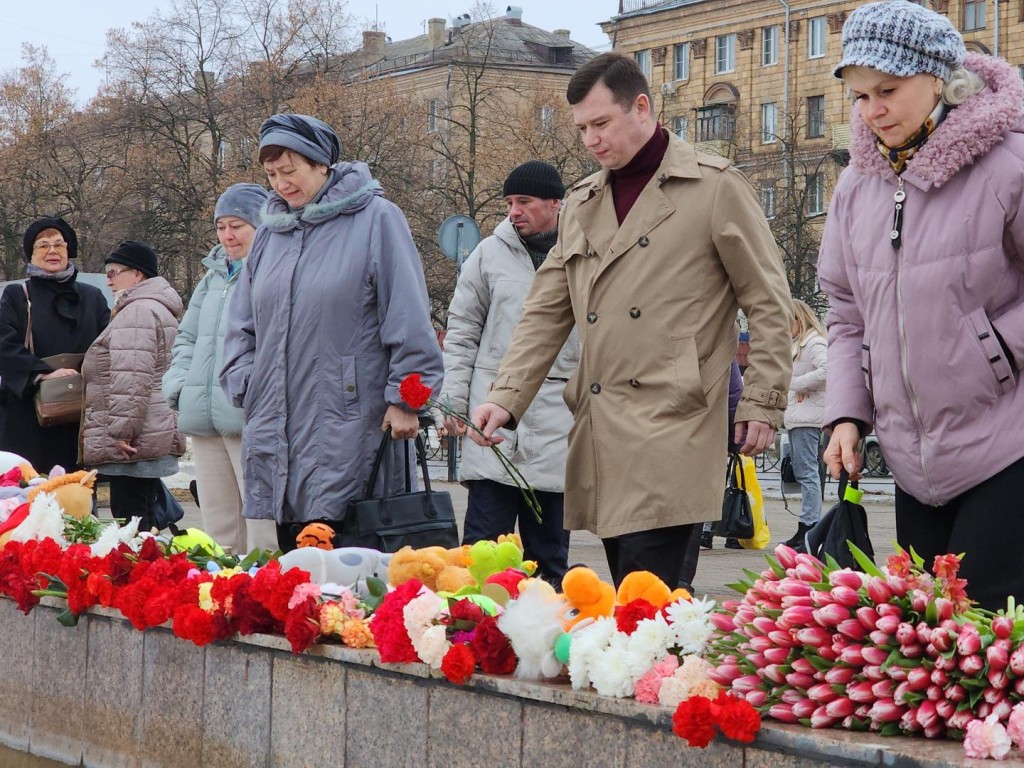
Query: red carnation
370 580 424 663
673 695 717 748
615 598 658 634
441 643 477 685
712 692 761 743
398 374 432 410
284 604 322 654
470 615 517 675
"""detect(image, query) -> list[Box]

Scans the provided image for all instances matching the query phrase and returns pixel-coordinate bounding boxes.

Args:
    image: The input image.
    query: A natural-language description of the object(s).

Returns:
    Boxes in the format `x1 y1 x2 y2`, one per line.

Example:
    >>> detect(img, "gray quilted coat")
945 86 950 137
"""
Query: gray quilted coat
82 277 186 465
219 162 443 524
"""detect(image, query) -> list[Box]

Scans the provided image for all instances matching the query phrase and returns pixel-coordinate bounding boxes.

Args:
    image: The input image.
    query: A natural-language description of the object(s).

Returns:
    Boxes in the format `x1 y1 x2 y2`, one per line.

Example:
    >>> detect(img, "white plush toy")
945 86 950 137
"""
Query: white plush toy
278 547 393 599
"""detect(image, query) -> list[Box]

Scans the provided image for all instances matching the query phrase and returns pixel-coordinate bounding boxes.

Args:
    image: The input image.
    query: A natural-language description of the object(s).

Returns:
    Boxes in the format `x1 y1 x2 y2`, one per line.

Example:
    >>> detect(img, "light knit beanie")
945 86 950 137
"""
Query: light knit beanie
834 1 965 80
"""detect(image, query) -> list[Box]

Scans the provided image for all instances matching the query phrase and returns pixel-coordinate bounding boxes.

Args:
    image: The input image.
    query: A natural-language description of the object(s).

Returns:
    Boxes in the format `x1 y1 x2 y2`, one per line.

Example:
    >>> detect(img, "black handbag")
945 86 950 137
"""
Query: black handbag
715 453 755 539
781 455 797 484
341 429 459 552
152 480 185 532
804 470 874 570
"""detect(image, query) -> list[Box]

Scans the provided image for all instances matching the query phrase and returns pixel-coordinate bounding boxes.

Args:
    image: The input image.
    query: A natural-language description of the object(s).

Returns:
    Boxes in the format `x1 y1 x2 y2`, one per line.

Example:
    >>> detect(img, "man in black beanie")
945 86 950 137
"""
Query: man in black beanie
441 160 577 584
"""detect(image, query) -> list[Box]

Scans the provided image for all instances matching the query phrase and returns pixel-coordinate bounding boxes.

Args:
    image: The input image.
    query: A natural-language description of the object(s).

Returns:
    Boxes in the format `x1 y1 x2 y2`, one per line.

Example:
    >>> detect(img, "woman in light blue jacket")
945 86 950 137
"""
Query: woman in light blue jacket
163 184 276 554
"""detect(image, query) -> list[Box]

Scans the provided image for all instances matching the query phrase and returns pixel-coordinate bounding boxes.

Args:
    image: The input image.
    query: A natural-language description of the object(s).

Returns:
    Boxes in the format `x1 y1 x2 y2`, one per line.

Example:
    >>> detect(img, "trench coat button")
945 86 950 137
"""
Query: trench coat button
590 383 602 394
629 378 640 388
345 384 355 392
629 307 641 318
638 236 650 247
586 312 598 324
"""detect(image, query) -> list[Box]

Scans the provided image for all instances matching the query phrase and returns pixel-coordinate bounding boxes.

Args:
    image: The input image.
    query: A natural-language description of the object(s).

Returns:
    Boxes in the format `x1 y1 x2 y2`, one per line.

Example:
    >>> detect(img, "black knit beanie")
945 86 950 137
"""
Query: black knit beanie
502 160 565 200
105 240 159 279
23 217 78 261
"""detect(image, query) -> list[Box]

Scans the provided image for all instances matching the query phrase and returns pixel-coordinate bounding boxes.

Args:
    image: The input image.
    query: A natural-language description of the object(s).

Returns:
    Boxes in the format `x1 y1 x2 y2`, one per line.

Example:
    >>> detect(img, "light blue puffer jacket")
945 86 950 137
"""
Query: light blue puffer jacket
163 245 244 436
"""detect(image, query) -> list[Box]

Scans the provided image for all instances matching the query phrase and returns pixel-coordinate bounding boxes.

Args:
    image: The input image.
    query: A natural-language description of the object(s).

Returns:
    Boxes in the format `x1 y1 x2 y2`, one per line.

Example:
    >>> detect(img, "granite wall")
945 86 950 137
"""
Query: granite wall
0 599 980 768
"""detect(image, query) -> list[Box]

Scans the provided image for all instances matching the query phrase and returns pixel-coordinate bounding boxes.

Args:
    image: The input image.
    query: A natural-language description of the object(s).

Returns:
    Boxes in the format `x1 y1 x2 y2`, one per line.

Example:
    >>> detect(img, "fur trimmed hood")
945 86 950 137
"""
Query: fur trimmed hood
261 161 383 231
849 53 1024 187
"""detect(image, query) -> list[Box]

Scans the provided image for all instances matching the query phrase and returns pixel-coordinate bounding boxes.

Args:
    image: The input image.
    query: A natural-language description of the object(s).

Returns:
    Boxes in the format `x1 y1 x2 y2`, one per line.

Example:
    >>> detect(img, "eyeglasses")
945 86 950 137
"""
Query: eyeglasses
33 241 68 254
105 267 133 279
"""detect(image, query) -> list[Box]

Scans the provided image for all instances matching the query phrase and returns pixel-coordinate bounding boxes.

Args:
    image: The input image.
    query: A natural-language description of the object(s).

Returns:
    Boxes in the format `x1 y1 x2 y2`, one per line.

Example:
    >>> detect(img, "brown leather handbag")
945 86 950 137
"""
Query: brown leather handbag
22 283 86 428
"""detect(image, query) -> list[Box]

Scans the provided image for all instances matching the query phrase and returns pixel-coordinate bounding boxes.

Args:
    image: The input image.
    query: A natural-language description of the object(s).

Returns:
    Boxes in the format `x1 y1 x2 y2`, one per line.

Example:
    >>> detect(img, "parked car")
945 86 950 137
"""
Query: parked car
862 433 889 477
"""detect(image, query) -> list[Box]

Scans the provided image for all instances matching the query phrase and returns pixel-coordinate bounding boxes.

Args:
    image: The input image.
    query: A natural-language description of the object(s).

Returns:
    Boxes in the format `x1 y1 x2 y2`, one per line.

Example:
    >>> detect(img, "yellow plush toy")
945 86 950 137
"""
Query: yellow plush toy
387 545 474 593
26 469 98 520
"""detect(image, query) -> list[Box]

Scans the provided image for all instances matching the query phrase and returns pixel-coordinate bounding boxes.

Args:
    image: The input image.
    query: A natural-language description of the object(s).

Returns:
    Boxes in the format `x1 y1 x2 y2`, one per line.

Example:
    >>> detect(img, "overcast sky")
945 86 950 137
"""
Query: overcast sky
0 1 614 106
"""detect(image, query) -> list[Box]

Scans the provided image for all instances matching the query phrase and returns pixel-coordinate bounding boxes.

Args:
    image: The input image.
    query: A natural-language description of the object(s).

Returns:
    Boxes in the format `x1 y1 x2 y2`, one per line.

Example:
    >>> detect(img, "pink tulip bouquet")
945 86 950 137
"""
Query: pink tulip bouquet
706 543 1024 760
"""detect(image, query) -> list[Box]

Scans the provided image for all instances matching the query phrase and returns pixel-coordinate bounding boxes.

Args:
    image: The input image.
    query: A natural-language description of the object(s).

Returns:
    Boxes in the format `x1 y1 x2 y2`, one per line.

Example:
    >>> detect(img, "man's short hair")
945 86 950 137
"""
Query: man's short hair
566 52 652 109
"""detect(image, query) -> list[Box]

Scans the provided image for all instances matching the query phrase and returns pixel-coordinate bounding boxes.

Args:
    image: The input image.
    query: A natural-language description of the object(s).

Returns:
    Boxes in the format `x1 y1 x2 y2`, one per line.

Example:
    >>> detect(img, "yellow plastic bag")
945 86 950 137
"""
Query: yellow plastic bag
738 455 770 549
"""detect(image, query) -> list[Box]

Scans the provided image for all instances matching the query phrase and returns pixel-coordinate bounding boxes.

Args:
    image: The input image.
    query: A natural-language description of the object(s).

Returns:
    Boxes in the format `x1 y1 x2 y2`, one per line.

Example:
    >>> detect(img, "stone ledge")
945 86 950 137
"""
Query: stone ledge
1 598 1013 767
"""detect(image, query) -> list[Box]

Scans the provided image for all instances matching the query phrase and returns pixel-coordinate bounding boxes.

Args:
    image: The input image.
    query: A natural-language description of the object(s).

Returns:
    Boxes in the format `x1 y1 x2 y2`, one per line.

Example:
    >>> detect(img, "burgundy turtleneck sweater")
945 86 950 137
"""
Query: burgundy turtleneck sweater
610 124 669 224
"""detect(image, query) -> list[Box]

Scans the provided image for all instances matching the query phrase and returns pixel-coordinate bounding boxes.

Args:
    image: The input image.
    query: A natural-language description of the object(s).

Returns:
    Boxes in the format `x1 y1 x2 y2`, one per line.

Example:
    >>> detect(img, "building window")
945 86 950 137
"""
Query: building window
715 34 735 74
674 43 690 81
760 182 776 219
761 103 777 144
696 104 735 142
963 0 986 30
807 95 825 138
808 17 826 59
427 98 441 133
806 173 825 215
538 105 554 132
431 157 446 181
762 25 778 66
673 115 689 141
635 49 651 79
217 140 228 169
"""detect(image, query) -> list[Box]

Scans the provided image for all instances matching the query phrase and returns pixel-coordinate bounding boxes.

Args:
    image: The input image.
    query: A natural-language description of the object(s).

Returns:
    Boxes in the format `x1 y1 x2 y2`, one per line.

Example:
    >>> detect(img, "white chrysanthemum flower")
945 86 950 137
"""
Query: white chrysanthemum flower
10 491 66 545
665 596 716 655
567 616 617 690
89 522 122 557
412 624 450 668
403 591 444 641
658 675 689 708
625 614 673 677
589 633 636 698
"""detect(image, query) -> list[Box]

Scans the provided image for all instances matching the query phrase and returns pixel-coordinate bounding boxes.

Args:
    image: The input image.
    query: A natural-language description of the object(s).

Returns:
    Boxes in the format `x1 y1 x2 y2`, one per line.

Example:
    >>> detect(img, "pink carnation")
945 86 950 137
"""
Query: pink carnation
287 582 322 610
634 655 679 704
1007 703 1024 747
964 715 1012 760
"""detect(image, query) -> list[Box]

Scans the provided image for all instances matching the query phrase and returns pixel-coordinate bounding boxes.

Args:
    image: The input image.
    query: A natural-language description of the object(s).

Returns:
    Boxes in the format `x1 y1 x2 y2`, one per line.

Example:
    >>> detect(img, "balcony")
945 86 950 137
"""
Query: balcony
618 0 678 13
693 139 733 159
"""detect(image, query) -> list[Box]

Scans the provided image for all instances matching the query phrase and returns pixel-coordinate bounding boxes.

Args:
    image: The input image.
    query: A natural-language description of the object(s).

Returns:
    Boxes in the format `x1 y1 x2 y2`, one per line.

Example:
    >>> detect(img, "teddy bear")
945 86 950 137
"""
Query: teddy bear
386 544 474 594
279 546 393 599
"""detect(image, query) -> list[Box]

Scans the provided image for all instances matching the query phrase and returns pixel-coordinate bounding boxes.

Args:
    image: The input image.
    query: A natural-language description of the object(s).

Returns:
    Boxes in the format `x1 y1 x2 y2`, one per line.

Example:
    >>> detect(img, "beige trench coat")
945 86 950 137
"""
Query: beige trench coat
487 134 793 538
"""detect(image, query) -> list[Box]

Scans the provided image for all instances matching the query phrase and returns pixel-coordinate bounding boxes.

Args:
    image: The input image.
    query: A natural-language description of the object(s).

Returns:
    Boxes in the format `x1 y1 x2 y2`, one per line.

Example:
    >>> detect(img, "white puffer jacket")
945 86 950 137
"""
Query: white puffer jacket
442 217 579 492
784 332 826 429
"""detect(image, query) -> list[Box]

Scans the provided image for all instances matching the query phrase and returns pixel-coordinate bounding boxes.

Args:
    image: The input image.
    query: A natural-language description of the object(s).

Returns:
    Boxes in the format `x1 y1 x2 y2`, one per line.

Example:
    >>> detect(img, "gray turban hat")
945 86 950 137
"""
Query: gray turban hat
258 113 341 167
834 0 965 81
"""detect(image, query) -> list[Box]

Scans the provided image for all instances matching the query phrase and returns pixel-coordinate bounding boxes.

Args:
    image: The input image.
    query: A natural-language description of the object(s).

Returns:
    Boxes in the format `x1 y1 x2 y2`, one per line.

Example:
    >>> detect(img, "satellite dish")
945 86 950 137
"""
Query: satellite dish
437 215 481 270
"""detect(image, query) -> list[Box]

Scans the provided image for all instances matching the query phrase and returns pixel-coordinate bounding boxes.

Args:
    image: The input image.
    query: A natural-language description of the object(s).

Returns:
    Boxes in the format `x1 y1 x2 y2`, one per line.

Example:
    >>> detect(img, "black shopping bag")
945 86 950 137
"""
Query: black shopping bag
153 480 185 532
804 470 874 570
342 429 459 553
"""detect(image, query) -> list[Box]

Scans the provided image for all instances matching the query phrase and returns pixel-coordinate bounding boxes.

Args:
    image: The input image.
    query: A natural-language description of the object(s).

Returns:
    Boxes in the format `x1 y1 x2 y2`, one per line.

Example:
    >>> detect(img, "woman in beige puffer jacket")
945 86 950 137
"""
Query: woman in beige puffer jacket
82 241 185 531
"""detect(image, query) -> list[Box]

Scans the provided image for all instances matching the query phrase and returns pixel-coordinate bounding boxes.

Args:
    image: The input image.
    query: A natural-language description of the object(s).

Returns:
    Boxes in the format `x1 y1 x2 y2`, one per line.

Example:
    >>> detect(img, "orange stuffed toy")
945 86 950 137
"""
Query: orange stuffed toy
615 570 691 608
560 566 615 628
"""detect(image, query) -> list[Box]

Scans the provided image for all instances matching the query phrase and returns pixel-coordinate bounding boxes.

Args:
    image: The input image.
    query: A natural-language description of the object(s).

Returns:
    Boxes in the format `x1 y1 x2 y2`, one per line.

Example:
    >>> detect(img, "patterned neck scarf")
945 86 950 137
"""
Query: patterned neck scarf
876 100 947 175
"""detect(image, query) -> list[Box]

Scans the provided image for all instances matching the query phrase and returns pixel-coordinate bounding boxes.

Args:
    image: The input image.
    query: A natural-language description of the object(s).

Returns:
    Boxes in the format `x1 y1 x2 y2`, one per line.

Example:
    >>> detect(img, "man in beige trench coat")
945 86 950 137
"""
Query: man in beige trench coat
471 53 793 587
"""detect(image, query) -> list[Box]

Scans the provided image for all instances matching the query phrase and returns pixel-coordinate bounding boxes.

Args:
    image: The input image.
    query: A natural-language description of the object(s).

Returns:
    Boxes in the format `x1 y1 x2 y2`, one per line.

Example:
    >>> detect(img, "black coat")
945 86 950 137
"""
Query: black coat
0 272 110 471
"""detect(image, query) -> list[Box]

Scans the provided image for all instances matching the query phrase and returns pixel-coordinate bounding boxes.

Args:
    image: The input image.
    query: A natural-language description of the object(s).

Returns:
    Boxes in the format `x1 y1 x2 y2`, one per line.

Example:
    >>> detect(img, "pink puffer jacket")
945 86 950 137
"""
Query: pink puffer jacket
82 277 185 465
818 53 1024 506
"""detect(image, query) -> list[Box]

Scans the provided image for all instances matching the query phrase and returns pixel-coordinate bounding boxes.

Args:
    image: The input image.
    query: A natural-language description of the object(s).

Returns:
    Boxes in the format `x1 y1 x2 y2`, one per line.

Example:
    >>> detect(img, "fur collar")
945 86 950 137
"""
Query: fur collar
849 53 1024 188
261 161 383 232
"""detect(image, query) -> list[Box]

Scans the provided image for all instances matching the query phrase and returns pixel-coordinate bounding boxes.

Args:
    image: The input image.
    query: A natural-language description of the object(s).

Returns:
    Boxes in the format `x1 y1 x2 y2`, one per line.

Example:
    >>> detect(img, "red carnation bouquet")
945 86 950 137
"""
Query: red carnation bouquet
399 373 542 523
